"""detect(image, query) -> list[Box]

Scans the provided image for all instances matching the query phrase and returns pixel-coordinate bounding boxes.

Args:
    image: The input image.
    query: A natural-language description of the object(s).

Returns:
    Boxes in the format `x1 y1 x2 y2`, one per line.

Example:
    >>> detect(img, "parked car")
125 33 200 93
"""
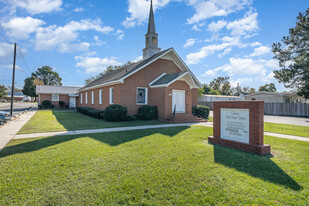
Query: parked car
0 99 8 102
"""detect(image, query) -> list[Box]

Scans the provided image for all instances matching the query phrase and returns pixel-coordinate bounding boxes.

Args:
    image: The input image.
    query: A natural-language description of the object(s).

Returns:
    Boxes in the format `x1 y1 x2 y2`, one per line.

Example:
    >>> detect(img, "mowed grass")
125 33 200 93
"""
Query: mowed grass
1 126 308 205
207 116 309 137
18 110 164 134
264 122 309 137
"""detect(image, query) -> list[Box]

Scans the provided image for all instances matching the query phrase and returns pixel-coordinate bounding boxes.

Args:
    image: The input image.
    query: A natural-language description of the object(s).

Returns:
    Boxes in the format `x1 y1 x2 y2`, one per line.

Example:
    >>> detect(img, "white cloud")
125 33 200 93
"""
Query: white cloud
35 19 114 52
73 7 84 12
226 11 258 36
218 47 232 57
0 42 15 59
187 0 251 24
250 41 261 47
207 20 227 32
93 35 106 46
6 0 63 14
186 37 241 64
132 56 143 62
211 57 279 78
230 77 253 87
116 29 125 40
250 45 271 56
1 16 45 40
75 56 122 73
122 0 173 28
58 42 90 53
262 72 275 82
183 38 197 48
191 25 202 31
202 69 216 77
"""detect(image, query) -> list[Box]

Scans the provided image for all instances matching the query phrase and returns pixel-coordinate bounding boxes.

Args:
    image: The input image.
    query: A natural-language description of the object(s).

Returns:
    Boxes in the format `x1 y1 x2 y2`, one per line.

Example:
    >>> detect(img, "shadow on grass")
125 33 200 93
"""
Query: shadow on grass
213 144 302 191
0 126 190 158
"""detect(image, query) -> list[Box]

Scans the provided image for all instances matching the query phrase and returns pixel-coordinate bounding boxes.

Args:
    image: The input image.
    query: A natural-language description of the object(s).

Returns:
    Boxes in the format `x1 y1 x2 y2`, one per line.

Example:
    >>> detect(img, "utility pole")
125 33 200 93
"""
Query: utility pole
10 43 17 117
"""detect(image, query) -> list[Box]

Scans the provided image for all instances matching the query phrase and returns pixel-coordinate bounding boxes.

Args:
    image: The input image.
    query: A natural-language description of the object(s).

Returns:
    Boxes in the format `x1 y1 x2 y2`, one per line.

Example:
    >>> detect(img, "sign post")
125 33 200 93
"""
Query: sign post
208 101 270 155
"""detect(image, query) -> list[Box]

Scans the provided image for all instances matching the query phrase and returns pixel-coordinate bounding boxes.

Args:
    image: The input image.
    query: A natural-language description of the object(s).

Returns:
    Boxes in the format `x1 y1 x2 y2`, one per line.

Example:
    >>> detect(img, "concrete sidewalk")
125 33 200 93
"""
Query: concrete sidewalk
13 121 309 142
0 109 37 150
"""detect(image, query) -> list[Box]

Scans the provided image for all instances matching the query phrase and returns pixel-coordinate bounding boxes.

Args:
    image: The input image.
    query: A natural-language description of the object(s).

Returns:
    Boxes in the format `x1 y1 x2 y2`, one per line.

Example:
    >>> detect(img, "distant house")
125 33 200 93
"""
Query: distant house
198 94 245 102
36 85 81 108
4 91 27 101
77 1 202 122
245 92 308 103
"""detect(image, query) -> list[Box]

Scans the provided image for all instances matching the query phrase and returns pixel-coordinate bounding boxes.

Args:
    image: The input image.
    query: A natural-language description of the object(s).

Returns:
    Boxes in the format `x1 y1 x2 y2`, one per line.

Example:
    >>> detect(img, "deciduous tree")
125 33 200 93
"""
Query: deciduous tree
32 66 62 86
259 83 277 92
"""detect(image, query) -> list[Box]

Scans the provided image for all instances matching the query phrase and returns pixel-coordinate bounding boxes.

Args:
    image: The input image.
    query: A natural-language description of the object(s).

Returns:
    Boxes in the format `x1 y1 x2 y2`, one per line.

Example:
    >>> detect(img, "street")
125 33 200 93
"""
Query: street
0 102 37 116
209 111 309 127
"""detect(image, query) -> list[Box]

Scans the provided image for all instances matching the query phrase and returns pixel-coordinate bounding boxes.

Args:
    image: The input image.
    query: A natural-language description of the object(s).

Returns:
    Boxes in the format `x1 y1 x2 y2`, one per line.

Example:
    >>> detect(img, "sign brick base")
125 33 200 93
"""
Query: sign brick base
208 101 271 155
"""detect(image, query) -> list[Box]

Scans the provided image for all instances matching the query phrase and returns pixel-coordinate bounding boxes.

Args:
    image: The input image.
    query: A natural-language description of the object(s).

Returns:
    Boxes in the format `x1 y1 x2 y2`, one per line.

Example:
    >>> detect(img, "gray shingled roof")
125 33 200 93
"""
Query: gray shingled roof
150 71 187 86
80 48 172 90
36 85 81 94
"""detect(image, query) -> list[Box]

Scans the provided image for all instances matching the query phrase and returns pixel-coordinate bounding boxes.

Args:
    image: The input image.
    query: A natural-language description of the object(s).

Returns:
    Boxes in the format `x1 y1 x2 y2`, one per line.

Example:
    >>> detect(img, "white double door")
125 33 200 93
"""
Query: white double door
69 97 76 107
172 90 185 113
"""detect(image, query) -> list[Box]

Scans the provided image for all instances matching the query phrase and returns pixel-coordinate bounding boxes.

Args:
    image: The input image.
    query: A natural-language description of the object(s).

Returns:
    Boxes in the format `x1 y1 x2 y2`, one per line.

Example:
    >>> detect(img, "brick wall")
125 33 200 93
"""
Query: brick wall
39 94 69 108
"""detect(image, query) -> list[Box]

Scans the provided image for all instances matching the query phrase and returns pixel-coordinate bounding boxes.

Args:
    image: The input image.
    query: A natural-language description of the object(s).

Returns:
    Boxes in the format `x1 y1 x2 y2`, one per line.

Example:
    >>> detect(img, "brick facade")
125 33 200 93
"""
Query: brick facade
39 94 70 108
209 101 271 155
77 59 199 120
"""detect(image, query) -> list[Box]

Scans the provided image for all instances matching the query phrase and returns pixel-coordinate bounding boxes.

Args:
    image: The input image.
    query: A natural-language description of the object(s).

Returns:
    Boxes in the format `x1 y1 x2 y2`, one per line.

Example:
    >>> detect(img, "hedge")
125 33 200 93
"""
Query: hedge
104 104 127 122
192 105 210 119
42 100 51 108
77 107 104 119
137 105 158 120
59 101 65 108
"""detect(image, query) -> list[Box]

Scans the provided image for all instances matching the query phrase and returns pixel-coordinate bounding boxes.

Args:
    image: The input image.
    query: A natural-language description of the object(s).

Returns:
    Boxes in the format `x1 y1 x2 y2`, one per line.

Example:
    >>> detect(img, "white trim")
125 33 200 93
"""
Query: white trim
149 71 189 88
91 91 94 104
149 73 166 86
171 49 202 88
79 80 122 92
109 87 114 104
99 89 102 104
85 92 88 104
51 94 59 101
136 87 148 105
80 93 83 104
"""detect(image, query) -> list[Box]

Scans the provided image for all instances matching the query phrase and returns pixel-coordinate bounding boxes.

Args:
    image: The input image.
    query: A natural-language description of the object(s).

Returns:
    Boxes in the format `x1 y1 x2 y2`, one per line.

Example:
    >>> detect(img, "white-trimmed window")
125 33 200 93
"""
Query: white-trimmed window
85 92 88 104
99 89 102 104
109 87 114 104
52 94 59 101
80 93 83 104
91 91 94 104
137 87 148 105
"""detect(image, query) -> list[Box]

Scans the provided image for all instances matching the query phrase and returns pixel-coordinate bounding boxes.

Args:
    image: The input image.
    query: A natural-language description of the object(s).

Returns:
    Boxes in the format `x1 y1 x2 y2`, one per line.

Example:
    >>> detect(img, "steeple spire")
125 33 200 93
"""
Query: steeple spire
147 0 156 34
143 0 161 59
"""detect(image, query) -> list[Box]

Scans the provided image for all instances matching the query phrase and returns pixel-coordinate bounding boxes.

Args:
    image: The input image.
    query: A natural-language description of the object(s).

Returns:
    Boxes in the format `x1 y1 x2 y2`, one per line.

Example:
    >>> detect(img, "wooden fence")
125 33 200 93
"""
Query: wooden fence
198 101 309 117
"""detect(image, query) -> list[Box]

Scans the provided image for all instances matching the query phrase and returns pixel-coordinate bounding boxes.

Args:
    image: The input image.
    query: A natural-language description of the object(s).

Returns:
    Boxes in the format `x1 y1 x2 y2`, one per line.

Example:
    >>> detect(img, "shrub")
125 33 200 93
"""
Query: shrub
50 104 55 109
125 115 137 121
76 107 104 119
42 100 51 108
38 105 42 109
59 101 65 108
138 105 158 120
104 104 127 122
192 105 209 119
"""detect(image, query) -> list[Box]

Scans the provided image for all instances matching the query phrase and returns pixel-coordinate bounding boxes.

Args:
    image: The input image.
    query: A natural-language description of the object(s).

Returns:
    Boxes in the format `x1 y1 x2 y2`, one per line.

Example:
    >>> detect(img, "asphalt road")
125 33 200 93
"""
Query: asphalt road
0 102 37 116
209 111 309 127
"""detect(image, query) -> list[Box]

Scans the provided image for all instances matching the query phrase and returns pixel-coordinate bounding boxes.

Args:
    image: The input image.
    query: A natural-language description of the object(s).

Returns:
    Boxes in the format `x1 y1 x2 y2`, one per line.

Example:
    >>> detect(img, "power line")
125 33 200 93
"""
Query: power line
16 44 33 76
0 32 13 44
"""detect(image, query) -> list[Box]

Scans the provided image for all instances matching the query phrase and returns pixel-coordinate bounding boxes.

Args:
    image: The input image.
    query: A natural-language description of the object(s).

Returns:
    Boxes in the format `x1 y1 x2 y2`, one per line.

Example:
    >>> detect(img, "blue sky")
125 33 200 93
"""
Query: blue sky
0 0 308 91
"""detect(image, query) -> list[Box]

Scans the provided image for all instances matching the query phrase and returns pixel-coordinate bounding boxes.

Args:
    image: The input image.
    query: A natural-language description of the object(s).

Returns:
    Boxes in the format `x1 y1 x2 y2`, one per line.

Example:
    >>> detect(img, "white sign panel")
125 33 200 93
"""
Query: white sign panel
220 108 249 143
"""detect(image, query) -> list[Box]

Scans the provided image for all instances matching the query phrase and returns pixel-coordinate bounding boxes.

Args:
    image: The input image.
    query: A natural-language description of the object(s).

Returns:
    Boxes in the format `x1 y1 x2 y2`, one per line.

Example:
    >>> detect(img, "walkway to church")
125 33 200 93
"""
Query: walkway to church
13 121 309 142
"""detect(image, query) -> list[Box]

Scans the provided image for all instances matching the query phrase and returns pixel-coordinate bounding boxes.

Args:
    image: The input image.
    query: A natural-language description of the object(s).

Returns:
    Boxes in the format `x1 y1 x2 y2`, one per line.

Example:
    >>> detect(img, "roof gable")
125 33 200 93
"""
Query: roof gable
80 47 202 91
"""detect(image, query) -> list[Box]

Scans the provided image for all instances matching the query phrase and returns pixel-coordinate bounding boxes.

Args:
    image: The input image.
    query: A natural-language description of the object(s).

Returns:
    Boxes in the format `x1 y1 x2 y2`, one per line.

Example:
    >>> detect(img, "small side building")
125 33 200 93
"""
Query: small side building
198 94 245 102
36 85 81 108
245 92 308 103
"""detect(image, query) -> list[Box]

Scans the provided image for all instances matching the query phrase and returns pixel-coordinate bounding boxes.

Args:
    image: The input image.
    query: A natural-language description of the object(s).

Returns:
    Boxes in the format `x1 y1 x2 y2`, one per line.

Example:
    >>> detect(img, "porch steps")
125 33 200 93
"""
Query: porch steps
164 113 207 123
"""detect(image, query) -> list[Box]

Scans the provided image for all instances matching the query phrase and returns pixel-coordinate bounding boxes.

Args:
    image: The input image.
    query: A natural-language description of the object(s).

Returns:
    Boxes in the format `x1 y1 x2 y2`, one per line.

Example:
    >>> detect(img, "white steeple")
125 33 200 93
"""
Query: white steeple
143 0 161 59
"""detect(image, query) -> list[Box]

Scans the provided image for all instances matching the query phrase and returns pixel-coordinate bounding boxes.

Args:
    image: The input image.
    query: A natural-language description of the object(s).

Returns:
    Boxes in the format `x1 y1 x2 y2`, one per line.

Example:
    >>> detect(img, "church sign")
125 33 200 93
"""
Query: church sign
209 101 271 155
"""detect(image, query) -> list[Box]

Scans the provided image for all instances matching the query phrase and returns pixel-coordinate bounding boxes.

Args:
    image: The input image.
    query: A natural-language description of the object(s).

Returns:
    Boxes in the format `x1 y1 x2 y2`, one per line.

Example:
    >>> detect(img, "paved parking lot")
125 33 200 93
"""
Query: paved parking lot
0 102 37 116
209 111 309 127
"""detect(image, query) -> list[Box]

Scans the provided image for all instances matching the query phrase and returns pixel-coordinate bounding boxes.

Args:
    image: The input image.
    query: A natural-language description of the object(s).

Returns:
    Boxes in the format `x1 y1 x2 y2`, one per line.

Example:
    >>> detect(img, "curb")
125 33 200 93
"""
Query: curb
0 107 34 127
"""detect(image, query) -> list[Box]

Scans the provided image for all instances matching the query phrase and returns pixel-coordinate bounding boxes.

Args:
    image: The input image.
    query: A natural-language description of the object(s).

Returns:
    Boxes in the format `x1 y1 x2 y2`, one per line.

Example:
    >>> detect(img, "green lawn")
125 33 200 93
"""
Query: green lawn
18 110 164 134
264 122 309 137
0 126 308 205
207 116 309 137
